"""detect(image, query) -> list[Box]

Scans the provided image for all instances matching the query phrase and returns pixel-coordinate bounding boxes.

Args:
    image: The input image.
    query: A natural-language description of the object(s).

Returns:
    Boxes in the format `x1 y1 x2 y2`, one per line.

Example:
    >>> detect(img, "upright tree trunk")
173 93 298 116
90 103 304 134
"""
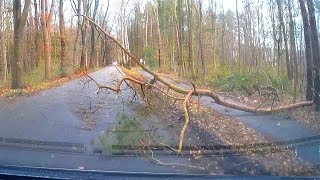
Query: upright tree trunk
210 0 217 69
187 0 194 77
59 0 66 77
269 0 280 75
276 0 292 81
177 0 185 75
40 0 52 80
0 0 5 80
236 0 241 69
80 23 88 69
299 0 313 101
34 0 41 68
144 8 148 49
198 0 205 76
307 0 320 110
287 0 298 101
11 0 31 89
72 0 81 66
156 0 162 68
90 0 99 68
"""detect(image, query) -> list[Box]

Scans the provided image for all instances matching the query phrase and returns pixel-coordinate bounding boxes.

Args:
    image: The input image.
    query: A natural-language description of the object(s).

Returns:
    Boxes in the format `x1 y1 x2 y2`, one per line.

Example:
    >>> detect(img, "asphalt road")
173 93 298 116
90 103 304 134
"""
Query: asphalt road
0 66 188 173
3 65 316 175
1 66 261 175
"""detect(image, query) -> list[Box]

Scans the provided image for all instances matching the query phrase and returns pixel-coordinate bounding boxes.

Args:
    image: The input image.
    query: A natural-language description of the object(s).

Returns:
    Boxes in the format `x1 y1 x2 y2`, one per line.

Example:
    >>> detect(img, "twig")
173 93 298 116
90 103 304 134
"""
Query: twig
158 141 179 153
146 149 206 171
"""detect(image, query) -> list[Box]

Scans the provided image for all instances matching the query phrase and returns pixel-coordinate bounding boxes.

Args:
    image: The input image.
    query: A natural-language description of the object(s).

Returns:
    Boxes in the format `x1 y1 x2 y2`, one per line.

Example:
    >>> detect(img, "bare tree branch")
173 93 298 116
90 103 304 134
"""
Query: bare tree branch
75 14 313 114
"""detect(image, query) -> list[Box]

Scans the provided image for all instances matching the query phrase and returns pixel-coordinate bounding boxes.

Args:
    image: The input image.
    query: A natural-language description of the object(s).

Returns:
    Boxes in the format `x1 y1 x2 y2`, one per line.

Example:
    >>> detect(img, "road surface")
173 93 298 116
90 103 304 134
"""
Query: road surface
0 66 296 175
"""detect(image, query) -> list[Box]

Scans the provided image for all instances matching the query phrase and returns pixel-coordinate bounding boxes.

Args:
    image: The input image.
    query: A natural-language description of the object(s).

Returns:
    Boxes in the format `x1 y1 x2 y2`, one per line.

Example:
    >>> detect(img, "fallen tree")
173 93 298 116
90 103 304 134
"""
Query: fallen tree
77 15 313 153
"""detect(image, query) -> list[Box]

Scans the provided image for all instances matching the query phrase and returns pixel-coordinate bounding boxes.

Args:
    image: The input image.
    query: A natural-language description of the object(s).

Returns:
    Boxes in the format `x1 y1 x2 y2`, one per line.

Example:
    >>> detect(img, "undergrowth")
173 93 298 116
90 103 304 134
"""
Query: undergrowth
25 63 75 86
203 65 294 96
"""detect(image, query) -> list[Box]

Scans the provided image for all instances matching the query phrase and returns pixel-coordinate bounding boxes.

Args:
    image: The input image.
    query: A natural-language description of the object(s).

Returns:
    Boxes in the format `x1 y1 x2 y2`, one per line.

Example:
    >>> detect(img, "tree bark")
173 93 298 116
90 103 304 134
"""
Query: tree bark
59 0 66 77
307 0 320 110
34 0 41 68
198 0 205 76
90 0 99 69
177 0 185 75
0 0 6 80
40 0 52 80
71 0 81 67
276 0 292 81
287 0 298 101
156 0 162 68
11 0 31 89
236 0 241 69
299 0 314 101
187 0 195 77
210 0 217 69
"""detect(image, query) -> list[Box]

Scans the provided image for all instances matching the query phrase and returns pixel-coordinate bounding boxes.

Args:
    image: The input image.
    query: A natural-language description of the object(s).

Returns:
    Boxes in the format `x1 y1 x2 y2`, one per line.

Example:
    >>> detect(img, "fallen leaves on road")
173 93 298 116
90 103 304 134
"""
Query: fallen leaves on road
189 102 318 176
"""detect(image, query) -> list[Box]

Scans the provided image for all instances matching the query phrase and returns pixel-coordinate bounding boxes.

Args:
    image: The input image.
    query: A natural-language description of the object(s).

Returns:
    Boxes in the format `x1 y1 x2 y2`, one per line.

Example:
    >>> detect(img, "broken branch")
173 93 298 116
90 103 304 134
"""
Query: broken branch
76 14 313 114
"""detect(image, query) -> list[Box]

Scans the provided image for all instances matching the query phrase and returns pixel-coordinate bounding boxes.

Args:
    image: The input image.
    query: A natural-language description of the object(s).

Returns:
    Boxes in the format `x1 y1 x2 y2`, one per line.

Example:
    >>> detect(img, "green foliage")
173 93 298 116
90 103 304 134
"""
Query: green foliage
206 65 294 95
25 61 74 86
99 113 148 151
144 46 158 69
25 67 46 86
5 89 24 98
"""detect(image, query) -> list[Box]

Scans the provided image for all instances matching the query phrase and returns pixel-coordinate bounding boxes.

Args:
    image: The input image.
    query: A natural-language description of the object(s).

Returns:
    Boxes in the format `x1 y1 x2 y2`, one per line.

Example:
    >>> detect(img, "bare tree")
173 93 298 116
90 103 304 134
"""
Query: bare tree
156 0 162 68
307 0 320 110
187 0 195 77
40 0 54 80
59 0 66 77
34 0 41 68
89 0 99 68
11 0 31 89
276 0 292 80
287 0 298 100
0 0 8 81
71 0 82 66
198 0 205 76
177 0 185 75
299 0 314 101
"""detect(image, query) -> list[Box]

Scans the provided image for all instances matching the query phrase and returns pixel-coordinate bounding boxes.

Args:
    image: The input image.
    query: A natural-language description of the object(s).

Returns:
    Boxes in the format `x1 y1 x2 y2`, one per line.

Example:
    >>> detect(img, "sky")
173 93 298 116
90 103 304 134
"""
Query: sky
64 0 240 29
102 0 238 16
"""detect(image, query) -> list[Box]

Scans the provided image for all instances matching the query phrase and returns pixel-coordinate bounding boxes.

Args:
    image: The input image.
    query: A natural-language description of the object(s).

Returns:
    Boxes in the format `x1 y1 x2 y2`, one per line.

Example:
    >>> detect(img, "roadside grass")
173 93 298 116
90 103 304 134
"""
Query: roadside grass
4 89 25 98
0 63 88 97
25 63 76 87
203 65 294 96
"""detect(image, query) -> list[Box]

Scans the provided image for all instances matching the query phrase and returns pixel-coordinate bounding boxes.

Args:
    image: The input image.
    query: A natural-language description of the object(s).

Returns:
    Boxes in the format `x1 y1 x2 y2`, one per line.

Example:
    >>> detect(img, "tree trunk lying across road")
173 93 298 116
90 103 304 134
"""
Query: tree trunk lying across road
77 15 313 153
79 14 313 114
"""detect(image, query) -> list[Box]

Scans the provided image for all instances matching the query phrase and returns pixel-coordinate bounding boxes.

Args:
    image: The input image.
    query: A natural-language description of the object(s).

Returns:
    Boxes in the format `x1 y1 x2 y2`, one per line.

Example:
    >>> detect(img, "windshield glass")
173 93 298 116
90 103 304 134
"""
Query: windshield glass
0 0 320 177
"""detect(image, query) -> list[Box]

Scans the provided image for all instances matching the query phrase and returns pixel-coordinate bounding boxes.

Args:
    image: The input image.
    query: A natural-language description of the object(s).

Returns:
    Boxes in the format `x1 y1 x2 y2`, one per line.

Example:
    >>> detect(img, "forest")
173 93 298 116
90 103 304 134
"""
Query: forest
0 0 320 176
0 0 319 111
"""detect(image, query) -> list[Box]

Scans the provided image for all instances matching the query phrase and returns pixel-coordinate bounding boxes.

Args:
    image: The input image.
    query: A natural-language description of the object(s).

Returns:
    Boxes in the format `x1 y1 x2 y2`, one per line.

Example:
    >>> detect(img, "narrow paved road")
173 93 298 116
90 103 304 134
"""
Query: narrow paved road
0 66 188 173
0 66 273 175
4 66 317 175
